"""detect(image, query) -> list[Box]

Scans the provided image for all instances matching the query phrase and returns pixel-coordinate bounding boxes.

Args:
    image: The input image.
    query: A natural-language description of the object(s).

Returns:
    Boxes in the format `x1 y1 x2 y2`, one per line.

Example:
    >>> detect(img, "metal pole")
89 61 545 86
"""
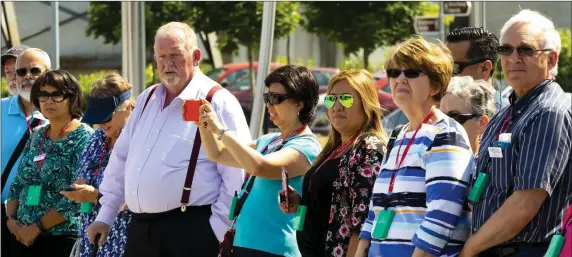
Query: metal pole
134 2 145 96
439 1 445 42
121 2 131 82
249 1 276 139
52 1 60 69
482 1 486 30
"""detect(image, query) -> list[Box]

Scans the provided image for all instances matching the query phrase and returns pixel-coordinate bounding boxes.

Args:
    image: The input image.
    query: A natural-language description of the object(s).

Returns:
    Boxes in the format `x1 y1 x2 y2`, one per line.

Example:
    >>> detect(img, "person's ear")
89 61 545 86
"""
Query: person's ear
481 60 493 80
479 115 490 134
192 49 202 66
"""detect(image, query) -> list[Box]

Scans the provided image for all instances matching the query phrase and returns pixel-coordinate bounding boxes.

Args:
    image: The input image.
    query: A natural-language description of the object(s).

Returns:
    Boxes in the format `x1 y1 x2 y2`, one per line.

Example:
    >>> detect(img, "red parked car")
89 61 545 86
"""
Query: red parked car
372 70 397 112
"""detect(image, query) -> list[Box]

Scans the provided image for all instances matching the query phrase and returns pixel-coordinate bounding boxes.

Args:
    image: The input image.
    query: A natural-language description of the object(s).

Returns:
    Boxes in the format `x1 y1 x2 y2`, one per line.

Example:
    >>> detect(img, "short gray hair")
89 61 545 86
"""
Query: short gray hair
446 76 496 117
500 9 561 77
16 48 52 70
154 22 198 53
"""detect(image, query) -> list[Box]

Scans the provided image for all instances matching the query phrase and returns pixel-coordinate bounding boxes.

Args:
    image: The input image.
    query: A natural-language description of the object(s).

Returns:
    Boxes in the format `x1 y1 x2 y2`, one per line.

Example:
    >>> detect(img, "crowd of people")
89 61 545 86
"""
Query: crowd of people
1 8 570 257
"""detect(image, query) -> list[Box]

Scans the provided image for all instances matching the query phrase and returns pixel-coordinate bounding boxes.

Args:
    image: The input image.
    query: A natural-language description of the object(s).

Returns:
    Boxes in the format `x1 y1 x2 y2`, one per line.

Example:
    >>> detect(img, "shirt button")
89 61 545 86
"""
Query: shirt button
137 168 141 171
147 149 151 152
133 191 136 195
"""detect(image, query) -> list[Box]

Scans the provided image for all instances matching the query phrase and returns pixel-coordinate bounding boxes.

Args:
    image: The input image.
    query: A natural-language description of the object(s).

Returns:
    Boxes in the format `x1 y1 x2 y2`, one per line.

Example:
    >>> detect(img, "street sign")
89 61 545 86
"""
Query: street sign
443 1 472 16
414 16 440 35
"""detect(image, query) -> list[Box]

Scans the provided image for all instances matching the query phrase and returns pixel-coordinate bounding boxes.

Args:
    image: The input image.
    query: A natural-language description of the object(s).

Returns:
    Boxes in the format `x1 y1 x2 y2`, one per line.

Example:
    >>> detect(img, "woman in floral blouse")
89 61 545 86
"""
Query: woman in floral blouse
6 70 94 257
60 72 135 257
280 69 387 257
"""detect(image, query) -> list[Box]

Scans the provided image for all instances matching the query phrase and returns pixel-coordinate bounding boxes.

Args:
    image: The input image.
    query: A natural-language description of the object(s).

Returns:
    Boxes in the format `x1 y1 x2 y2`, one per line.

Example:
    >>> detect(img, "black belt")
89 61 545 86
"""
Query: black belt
131 205 211 220
481 242 549 257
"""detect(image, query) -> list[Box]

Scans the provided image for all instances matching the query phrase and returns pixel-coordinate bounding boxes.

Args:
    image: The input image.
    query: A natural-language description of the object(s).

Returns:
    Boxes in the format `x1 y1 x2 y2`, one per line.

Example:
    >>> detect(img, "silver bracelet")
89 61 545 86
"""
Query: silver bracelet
217 128 229 140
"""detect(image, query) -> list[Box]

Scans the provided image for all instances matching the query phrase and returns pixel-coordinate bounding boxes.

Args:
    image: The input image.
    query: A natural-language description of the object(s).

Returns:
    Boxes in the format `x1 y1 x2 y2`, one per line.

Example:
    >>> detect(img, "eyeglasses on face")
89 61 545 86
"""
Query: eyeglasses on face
324 94 354 109
386 69 429 79
454 58 490 75
263 93 290 105
497 45 552 57
446 111 482 124
16 67 43 77
38 90 67 103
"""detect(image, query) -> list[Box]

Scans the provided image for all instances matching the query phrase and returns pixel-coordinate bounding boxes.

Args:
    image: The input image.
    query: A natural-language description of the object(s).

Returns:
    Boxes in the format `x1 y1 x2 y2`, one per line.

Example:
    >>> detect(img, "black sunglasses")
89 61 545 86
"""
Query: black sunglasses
447 111 482 124
16 67 43 77
38 90 67 103
498 45 552 57
454 58 490 75
386 69 429 79
263 93 289 105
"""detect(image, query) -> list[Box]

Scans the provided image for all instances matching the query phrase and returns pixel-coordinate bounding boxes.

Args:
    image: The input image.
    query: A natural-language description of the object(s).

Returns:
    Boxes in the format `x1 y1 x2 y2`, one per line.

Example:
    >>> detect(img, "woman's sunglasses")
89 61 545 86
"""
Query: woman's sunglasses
263 93 289 105
446 111 481 124
324 94 354 109
38 90 67 103
497 45 552 57
16 67 43 77
386 69 429 79
454 58 489 75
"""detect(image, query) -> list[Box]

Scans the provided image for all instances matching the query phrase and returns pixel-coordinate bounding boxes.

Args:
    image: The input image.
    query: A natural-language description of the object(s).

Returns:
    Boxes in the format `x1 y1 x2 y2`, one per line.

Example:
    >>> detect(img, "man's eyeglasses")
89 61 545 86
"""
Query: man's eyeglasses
16 67 43 77
498 45 552 57
324 94 354 109
454 58 490 75
386 69 429 79
446 111 482 124
38 90 67 103
263 93 289 105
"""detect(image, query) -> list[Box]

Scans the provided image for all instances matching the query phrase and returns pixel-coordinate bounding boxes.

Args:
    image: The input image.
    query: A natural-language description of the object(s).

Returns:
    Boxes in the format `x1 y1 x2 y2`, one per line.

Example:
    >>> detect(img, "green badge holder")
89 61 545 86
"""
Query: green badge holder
372 209 395 239
468 173 489 203
294 205 307 231
544 232 565 257
81 202 94 213
228 193 238 220
26 185 42 206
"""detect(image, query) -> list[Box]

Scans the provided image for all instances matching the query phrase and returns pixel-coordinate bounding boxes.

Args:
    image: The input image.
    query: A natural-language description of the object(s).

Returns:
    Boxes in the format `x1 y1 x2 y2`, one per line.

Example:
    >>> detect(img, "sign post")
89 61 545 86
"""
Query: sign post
443 1 472 16
414 16 440 35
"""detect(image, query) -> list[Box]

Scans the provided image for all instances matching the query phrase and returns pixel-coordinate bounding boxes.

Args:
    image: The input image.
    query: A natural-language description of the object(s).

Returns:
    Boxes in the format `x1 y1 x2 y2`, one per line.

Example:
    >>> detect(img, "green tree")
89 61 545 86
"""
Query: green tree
302 2 422 70
556 28 571 93
190 2 301 91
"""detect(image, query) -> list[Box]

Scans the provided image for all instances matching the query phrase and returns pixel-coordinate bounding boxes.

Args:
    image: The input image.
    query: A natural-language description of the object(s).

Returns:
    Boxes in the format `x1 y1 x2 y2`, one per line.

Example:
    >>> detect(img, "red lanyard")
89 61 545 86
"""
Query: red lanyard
25 118 33 133
388 107 435 195
94 138 110 176
244 125 307 181
309 135 358 191
496 109 512 141
37 120 73 169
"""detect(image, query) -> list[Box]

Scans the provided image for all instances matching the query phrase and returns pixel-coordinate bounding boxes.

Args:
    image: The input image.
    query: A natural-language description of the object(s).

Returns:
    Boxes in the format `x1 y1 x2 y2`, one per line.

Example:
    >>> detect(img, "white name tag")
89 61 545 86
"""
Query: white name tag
498 133 512 143
488 147 503 158
33 154 46 162
267 138 283 149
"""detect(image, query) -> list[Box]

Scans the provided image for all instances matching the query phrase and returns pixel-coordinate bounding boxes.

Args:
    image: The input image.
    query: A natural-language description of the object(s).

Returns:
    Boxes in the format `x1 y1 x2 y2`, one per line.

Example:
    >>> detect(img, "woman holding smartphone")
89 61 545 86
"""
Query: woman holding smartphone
195 65 322 257
6 70 93 257
60 72 135 257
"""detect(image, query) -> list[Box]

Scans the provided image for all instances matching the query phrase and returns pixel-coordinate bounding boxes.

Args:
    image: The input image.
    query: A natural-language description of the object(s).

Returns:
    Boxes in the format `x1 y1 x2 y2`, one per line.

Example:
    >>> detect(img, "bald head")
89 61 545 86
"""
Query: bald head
16 48 52 70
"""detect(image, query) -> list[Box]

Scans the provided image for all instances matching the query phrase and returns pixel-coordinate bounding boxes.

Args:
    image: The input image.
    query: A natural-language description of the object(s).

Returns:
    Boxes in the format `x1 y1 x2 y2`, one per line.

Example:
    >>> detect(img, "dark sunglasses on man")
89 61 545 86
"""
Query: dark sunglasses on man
386 69 430 79
446 111 482 125
453 58 490 76
498 45 552 57
263 92 290 105
38 90 68 103
16 67 43 77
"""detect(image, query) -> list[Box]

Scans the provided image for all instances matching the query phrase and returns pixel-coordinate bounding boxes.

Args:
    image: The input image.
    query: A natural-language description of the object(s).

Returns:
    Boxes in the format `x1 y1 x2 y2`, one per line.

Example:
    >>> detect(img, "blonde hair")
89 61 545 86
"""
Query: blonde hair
385 35 454 101
89 71 135 111
312 69 388 167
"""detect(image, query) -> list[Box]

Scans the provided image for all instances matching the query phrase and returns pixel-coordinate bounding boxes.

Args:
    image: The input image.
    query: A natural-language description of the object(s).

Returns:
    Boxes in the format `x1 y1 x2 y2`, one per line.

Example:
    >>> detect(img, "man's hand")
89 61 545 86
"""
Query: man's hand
18 224 41 246
60 183 98 203
87 221 111 247
7 219 24 240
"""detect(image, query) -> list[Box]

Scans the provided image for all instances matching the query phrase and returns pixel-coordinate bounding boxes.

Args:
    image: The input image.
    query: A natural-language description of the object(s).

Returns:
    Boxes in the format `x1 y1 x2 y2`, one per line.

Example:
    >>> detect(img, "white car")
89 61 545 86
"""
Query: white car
310 93 329 135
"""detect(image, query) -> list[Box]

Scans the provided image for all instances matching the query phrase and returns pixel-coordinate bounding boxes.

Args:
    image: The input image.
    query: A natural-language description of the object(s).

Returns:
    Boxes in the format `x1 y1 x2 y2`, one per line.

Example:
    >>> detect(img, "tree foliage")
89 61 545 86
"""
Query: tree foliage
302 2 422 70
556 28 571 93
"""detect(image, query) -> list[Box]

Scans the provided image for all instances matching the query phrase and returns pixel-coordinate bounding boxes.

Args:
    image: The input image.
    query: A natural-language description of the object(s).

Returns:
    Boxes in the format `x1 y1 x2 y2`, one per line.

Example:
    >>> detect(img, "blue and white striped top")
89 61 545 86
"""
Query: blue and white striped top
360 112 474 257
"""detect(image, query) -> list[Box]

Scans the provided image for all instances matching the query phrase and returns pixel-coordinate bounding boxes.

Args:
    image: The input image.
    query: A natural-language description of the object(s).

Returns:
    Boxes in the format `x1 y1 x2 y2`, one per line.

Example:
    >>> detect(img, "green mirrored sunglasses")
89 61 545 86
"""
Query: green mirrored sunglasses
324 94 354 109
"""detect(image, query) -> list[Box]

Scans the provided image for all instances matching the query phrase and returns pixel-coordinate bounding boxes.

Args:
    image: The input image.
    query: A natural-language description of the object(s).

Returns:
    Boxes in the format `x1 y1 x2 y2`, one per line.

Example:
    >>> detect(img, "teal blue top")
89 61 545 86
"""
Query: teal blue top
234 132 322 257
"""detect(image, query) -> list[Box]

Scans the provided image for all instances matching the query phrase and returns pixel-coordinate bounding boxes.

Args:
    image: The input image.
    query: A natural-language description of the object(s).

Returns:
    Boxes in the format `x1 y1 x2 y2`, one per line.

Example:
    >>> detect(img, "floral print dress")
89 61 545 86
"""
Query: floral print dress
76 129 132 257
7 123 94 235
298 133 385 256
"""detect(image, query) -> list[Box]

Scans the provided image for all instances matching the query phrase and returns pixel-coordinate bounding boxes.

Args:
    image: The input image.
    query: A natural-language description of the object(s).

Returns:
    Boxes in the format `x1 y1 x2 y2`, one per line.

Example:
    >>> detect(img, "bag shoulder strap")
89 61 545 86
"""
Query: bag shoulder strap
180 85 224 211
386 124 405 157
2 118 42 189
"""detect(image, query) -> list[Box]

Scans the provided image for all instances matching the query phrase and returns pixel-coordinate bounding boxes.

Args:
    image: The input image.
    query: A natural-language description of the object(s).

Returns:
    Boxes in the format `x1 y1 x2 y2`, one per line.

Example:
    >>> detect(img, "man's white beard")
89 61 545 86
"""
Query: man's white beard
163 75 181 87
18 79 34 102
8 84 18 96
19 89 31 102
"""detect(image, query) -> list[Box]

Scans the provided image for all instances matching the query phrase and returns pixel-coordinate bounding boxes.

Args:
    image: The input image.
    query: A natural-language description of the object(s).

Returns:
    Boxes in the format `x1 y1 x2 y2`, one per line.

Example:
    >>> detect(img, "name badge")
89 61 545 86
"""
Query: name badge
498 133 512 143
488 147 503 158
33 154 46 162
267 138 283 149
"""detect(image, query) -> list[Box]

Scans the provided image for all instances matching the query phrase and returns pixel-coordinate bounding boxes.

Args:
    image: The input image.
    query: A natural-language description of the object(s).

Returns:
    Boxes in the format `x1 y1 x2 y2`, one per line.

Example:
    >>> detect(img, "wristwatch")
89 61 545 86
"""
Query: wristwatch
218 128 229 140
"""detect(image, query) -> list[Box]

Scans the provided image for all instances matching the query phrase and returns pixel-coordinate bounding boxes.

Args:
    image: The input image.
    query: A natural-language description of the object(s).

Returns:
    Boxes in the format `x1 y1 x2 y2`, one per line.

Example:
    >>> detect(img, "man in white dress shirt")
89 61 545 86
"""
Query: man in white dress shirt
87 22 251 257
